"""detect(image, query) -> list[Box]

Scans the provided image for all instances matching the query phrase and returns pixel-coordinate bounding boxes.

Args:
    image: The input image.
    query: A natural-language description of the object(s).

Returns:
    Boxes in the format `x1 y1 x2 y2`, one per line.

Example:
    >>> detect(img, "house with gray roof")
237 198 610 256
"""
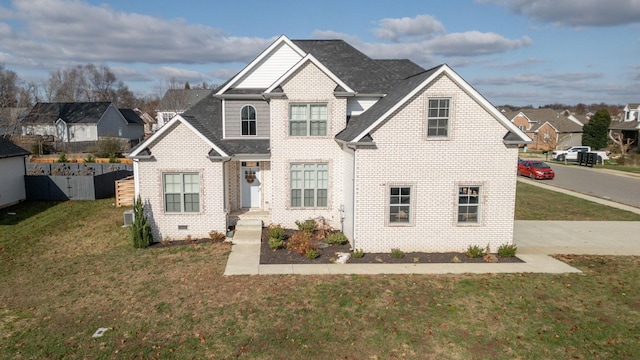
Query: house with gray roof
129 35 530 252
610 103 640 151
0 137 30 208
21 102 144 142
155 89 213 130
503 108 583 150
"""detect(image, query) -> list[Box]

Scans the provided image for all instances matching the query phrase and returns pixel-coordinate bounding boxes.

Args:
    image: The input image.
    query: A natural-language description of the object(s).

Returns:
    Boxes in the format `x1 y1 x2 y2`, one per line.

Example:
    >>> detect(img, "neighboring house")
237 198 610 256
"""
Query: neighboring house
155 89 213 130
503 108 583 150
132 108 156 134
609 103 640 151
21 102 144 142
129 35 530 252
0 137 30 208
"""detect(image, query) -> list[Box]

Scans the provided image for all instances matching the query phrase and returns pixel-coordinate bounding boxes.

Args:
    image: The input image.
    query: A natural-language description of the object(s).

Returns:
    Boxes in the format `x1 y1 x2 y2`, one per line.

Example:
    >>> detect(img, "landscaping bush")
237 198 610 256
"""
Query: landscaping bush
466 245 486 258
57 152 68 163
295 219 316 234
209 230 226 242
390 248 404 259
267 224 286 241
130 196 153 248
287 231 316 255
305 248 320 259
326 231 348 245
497 243 518 257
84 154 96 163
268 237 284 250
353 249 364 258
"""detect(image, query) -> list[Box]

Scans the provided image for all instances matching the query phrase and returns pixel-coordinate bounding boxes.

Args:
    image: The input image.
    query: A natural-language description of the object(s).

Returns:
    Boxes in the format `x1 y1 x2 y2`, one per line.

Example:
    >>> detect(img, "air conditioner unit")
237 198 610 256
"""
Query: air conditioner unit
123 210 134 226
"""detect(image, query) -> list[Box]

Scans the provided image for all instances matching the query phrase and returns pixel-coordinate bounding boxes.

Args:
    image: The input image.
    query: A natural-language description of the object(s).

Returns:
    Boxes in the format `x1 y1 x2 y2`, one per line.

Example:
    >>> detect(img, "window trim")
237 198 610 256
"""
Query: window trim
288 103 328 137
289 162 329 208
241 105 257 136
387 185 413 226
456 184 481 225
426 97 451 139
163 172 200 213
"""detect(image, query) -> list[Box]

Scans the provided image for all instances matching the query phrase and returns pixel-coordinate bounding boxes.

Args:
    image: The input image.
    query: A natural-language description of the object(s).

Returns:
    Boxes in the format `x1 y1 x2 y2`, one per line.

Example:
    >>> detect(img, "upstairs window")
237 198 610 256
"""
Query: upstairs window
427 98 450 138
241 105 257 136
289 104 327 136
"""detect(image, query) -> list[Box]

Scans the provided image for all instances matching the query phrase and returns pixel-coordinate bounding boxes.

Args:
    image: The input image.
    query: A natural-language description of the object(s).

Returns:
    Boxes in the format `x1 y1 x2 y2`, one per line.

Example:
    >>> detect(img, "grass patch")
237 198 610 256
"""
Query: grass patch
595 163 640 174
515 182 640 220
0 190 639 358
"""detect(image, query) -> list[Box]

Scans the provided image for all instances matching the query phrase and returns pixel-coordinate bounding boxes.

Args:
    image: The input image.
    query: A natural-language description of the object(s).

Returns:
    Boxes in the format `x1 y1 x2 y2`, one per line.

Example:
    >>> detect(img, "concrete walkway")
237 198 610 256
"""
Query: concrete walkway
224 179 640 276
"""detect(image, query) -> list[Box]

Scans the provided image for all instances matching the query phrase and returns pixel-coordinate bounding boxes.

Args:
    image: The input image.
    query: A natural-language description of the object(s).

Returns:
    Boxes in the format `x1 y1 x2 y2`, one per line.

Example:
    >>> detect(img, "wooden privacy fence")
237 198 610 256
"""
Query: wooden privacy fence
25 170 133 201
115 176 135 207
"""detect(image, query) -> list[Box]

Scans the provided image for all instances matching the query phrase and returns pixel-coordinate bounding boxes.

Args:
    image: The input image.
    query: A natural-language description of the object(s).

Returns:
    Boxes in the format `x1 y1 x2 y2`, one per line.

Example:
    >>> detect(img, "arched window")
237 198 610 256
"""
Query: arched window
241 105 257 136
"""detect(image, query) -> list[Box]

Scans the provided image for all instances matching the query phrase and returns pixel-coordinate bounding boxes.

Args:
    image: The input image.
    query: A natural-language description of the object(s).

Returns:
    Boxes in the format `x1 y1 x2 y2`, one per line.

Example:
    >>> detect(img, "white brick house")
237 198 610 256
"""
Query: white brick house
129 35 530 251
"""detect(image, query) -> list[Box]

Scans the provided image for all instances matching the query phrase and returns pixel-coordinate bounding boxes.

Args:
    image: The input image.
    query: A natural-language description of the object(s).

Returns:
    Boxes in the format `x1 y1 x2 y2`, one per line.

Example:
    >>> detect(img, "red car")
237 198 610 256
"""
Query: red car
517 159 555 180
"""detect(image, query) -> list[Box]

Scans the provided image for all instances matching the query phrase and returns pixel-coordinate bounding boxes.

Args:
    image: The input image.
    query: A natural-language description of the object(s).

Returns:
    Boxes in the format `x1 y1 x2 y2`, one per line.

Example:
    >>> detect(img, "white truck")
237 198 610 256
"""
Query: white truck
551 146 610 162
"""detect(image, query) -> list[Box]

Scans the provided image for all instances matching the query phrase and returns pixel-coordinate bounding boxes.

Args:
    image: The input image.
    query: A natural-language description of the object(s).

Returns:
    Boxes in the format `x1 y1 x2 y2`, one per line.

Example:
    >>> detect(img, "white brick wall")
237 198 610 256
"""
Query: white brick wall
137 121 226 241
268 61 348 229
352 75 518 252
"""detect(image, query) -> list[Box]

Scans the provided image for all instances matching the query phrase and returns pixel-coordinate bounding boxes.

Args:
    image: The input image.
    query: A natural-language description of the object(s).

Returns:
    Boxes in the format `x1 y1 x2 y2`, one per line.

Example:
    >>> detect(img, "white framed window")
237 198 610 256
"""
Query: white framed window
457 185 480 223
163 173 200 212
241 105 257 136
290 163 328 207
389 186 412 224
289 103 327 136
427 98 450 137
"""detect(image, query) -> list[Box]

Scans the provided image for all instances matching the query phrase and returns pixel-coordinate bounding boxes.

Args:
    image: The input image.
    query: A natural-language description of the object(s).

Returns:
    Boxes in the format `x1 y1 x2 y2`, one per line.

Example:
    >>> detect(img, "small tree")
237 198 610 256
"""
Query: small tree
582 109 611 149
130 196 153 248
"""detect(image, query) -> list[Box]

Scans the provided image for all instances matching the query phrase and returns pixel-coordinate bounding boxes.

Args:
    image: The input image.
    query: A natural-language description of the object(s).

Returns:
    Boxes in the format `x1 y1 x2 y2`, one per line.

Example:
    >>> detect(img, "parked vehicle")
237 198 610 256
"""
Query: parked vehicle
551 146 610 162
517 159 555 180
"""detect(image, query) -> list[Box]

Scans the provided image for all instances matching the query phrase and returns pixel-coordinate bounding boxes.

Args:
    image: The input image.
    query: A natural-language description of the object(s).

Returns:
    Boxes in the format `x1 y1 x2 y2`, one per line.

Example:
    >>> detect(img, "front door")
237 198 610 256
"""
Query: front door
241 162 261 208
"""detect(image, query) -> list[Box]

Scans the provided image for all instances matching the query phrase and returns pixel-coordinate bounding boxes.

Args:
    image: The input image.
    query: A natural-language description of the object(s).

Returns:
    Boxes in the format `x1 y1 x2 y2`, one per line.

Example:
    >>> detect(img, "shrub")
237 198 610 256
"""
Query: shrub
326 232 348 245
130 196 153 248
287 231 316 255
268 237 284 250
497 243 518 257
84 154 96 163
94 137 122 158
353 249 364 258
295 219 316 234
267 224 286 241
57 152 67 163
30 142 53 155
305 248 320 259
466 245 486 258
209 230 226 242
108 153 120 163
390 248 404 259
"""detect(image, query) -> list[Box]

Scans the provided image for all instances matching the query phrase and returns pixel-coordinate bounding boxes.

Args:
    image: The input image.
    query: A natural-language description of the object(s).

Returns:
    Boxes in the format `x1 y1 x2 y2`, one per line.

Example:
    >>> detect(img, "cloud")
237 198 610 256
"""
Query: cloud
477 0 640 27
3 0 274 65
148 66 205 82
372 15 445 42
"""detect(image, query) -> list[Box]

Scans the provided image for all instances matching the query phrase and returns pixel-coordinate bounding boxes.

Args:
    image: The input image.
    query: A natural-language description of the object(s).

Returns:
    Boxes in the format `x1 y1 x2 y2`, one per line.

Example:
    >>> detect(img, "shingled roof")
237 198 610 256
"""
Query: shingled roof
0 137 30 159
22 102 112 124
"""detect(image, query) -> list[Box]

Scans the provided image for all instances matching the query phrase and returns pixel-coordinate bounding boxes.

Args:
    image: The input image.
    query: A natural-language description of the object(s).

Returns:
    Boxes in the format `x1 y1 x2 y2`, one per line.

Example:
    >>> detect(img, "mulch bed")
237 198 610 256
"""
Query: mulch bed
259 228 523 265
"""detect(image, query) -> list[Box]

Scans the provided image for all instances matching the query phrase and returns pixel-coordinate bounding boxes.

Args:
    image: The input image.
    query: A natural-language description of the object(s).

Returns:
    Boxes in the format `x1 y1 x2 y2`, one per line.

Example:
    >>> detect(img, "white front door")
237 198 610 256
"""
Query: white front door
241 163 261 208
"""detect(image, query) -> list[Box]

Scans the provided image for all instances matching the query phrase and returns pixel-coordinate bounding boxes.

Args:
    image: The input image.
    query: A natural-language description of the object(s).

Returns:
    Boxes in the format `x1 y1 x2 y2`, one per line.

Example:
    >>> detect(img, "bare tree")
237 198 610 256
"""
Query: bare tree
609 130 635 155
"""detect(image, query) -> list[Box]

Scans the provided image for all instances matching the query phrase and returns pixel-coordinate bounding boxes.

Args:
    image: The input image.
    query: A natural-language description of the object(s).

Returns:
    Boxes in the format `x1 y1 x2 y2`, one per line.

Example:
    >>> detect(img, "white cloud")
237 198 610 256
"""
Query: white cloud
478 0 640 27
148 66 205 82
4 0 274 65
372 15 445 42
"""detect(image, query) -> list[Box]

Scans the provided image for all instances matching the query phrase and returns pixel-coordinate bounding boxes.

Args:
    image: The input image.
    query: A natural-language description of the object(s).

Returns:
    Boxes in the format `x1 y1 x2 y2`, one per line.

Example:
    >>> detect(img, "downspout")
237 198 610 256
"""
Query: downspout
346 143 357 251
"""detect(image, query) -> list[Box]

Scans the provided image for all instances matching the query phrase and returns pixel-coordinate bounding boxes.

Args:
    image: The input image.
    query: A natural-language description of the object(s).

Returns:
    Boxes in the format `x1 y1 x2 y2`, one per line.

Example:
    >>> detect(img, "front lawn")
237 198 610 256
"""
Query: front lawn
1 190 639 358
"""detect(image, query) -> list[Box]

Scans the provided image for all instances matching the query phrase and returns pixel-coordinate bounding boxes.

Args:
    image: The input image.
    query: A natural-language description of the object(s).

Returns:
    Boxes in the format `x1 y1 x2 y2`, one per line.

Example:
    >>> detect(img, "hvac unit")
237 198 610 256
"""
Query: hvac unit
123 210 134 226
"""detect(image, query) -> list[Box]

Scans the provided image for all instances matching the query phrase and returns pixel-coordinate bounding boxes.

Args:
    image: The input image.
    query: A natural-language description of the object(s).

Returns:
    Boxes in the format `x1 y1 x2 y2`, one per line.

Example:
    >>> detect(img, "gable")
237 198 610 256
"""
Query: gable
145 121 216 163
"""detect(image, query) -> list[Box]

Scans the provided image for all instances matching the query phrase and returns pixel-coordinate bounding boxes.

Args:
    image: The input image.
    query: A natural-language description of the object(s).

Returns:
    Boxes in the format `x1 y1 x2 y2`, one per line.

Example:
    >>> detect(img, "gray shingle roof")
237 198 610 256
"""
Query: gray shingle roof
0 137 30 159
156 89 213 111
609 120 640 130
292 40 424 94
118 109 145 125
22 102 112 124
335 66 442 142
505 108 582 133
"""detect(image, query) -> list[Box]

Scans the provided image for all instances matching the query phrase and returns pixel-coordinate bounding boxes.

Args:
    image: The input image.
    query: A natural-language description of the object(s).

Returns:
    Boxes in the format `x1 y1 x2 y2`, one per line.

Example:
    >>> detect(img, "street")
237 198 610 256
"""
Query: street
540 161 640 208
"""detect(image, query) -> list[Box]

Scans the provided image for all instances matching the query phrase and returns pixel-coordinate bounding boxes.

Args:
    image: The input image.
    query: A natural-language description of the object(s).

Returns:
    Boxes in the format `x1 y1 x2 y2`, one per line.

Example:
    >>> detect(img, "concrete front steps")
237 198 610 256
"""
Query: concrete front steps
231 219 263 245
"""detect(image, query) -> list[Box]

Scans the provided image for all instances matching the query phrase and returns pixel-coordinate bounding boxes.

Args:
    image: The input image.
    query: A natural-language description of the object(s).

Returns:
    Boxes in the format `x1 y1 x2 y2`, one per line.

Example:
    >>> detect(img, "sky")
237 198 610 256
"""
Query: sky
0 0 639 107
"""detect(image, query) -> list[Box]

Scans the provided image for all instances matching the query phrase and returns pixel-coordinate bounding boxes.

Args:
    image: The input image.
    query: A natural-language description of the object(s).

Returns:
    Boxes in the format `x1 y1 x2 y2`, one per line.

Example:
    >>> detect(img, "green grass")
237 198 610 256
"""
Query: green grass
595 163 640 174
1 192 639 359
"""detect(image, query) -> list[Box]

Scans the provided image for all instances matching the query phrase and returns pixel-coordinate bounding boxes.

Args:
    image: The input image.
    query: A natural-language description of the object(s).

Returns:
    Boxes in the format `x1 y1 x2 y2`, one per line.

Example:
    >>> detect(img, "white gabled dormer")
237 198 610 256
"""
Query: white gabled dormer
623 103 639 122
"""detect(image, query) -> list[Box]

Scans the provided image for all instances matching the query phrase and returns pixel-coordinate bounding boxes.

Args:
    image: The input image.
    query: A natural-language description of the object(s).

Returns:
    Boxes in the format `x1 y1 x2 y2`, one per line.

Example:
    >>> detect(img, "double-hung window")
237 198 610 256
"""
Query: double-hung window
427 98 450 137
289 104 327 136
241 105 257 136
164 173 200 212
389 186 411 224
458 186 480 223
290 163 328 207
